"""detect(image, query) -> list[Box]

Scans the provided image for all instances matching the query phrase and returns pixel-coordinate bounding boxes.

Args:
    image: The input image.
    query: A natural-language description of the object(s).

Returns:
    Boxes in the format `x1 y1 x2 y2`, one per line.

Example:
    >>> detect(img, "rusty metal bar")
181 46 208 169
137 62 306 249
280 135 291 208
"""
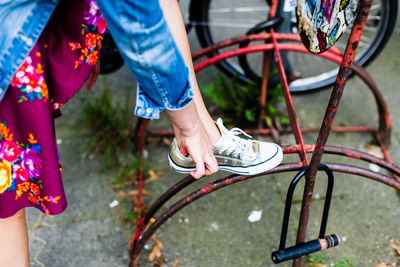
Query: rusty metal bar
352 62 391 147
293 1 373 266
259 50 272 129
192 33 342 61
129 1 393 264
271 28 309 166
129 161 400 265
133 117 149 153
129 143 400 251
147 126 376 137
258 0 279 129
193 41 391 146
282 144 400 176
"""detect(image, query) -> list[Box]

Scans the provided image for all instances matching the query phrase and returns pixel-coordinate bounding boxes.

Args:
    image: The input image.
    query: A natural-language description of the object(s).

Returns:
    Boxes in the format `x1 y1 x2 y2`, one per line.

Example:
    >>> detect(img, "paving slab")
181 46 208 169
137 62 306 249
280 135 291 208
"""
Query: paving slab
26 7 400 267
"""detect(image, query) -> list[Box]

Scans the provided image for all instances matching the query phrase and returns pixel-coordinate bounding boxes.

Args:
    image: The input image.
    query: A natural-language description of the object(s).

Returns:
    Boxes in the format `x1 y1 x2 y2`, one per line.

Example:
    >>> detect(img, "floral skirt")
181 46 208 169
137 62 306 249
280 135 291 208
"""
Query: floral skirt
0 0 105 218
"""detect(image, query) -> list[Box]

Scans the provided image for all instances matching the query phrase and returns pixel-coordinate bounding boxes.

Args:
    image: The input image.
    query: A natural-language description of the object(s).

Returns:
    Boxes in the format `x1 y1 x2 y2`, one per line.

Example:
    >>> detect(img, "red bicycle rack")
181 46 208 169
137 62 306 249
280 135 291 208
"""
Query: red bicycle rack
129 0 400 266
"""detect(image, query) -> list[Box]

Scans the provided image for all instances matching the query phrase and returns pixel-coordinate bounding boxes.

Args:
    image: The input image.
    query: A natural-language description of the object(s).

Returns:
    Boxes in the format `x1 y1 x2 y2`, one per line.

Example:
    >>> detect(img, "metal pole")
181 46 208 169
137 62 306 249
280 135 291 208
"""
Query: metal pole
293 0 373 265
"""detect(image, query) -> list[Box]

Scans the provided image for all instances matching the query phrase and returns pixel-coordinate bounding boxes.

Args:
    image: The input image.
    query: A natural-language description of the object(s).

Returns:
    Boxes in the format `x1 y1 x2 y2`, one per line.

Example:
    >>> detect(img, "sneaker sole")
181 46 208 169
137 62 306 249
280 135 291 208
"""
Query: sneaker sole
168 144 283 176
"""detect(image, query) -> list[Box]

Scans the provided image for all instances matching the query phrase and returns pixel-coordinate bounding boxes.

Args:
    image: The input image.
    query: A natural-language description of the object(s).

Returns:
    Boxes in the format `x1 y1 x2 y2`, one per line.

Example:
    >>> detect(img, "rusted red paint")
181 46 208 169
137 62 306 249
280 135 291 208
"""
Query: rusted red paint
294 1 374 265
225 178 233 185
129 162 400 266
194 43 341 72
201 184 213 194
131 217 145 249
345 153 361 159
270 28 309 166
128 1 398 265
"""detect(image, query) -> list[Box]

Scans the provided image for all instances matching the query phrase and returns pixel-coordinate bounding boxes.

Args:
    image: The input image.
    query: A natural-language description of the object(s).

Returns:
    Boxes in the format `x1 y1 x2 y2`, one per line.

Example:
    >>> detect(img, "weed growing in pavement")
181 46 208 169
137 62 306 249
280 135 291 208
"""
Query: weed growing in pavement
306 254 354 267
78 84 147 225
79 86 135 167
200 72 288 127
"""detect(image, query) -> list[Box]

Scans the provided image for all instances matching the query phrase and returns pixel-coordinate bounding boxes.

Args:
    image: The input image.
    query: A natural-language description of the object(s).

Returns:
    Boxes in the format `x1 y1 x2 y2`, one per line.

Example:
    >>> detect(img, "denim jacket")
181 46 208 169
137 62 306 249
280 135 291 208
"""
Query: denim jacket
0 0 194 119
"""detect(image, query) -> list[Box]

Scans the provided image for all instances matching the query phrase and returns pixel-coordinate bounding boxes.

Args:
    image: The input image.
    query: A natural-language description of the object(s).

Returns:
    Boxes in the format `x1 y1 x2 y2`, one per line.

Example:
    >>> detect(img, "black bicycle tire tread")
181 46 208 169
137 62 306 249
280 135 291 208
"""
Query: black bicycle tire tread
190 0 398 92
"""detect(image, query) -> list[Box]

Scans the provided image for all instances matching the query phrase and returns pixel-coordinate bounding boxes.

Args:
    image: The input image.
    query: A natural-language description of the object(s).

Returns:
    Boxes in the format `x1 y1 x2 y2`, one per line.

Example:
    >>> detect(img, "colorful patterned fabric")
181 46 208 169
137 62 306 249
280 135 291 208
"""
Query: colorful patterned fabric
295 0 359 53
0 0 104 218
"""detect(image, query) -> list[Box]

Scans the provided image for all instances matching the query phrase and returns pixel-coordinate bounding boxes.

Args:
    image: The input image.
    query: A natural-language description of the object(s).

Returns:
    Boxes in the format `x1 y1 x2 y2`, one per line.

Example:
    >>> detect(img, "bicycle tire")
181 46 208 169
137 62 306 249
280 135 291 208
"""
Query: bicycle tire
190 0 397 92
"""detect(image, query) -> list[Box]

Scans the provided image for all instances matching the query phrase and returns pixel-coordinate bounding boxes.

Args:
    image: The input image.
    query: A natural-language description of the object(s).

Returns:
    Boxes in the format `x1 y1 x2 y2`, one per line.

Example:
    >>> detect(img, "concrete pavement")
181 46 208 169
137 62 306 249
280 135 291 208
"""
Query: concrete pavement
28 7 400 267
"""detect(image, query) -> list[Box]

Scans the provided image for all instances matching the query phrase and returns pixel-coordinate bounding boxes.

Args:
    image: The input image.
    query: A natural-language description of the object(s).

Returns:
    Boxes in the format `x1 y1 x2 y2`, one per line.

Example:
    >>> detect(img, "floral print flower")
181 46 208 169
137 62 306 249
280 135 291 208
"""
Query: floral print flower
0 121 59 213
12 164 29 181
0 160 12 194
2 141 21 163
84 0 107 34
21 149 42 178
85 33 98 50
28 193 39 204
30 183 40 196
0 123 12 141
87 51 99 65
11 55 49 103
70 0 105 69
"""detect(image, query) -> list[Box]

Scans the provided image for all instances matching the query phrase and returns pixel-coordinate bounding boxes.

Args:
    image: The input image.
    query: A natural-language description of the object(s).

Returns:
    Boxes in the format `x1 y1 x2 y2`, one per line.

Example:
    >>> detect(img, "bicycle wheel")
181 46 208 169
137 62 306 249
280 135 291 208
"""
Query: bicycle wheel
190 0 397 92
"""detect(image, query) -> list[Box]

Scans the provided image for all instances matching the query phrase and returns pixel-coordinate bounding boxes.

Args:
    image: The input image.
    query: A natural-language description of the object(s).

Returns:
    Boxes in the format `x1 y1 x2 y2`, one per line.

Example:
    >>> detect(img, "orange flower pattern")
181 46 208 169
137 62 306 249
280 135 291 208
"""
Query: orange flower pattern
69 0 106 69
11 54 49 103
0 121 60 214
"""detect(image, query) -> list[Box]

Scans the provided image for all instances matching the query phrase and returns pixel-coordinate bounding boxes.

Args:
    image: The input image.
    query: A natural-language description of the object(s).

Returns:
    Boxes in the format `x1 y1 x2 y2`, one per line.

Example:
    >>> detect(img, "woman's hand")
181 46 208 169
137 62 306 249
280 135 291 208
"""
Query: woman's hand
165 102 218 179
86 60 100 90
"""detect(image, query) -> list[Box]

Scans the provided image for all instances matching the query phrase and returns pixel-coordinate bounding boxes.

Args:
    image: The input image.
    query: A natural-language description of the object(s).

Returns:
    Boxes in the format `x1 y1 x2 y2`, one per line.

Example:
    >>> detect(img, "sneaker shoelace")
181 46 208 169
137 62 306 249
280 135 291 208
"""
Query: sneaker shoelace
214 127 257 161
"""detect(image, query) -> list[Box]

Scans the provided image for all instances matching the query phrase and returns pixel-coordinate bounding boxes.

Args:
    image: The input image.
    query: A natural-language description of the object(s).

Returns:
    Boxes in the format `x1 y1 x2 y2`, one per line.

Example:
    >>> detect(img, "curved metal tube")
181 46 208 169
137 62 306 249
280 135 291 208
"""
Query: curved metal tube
282 145 400 176
192 33 342 61
193 41 390 146
130 162 400 264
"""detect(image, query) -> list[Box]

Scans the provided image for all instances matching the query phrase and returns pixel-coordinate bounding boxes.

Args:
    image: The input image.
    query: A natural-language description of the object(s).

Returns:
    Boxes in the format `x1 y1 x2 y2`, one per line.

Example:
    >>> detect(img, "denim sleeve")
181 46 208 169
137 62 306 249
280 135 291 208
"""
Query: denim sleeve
96 0 194 119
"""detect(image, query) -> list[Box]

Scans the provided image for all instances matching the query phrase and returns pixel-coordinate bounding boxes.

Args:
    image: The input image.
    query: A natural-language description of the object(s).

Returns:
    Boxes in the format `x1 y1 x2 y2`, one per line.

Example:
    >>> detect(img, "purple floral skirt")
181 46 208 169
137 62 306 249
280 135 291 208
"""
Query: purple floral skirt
0 0 106 218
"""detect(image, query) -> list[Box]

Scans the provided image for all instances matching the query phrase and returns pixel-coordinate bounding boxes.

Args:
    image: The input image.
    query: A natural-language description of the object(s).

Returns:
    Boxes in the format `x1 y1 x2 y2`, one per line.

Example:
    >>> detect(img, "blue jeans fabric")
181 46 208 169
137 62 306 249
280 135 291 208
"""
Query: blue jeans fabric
0 0 194 119
0 0 60 100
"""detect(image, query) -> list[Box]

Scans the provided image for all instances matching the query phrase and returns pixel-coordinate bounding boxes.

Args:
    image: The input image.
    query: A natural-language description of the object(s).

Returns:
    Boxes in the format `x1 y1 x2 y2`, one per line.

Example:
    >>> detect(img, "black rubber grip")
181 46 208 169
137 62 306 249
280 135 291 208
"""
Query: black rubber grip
271 234 340 263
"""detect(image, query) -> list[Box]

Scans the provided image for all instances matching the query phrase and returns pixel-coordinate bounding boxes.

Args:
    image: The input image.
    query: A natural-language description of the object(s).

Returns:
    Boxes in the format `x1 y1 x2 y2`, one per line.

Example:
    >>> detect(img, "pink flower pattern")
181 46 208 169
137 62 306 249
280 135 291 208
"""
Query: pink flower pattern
11 55 49 103
0 121 59 213
69 0 106 69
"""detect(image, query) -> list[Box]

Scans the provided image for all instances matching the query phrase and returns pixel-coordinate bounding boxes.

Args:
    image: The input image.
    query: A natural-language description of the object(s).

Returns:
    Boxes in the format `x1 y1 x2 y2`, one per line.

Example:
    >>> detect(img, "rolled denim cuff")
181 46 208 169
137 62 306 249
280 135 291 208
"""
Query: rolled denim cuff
134 70 194 119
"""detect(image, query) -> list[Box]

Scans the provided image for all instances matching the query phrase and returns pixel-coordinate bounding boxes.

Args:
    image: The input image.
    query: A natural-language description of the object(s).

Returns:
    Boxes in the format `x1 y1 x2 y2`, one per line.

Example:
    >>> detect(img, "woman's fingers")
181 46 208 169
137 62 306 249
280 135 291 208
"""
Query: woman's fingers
204 151 218 175
86 60 100 90
166 103 218 179
183 139 218 179
190 157 205 179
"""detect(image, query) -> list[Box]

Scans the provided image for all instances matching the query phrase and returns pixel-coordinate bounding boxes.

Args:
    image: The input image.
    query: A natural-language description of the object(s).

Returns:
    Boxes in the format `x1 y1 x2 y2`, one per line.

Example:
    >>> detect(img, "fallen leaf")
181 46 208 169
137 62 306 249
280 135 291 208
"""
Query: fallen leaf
148 245 159 262
162 137 172 146
143 218 156 231
364 144 384 158
116 189 150 197
147 235 165 265
144 170 164 184
309 264 328 267
374 263 397 267
152 235 164 249
173 260 179 267
389 239 400 258
147 256 166 266
110 180 136 189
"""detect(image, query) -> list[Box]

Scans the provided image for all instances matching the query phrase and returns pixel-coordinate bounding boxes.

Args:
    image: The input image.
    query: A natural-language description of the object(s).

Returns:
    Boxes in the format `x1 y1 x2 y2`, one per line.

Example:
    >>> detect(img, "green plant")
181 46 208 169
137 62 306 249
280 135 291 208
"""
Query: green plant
306 254 354 267
111 156 150 187
200 72 288 126
79 87 135 167
329 259 354 267
307 254 326 266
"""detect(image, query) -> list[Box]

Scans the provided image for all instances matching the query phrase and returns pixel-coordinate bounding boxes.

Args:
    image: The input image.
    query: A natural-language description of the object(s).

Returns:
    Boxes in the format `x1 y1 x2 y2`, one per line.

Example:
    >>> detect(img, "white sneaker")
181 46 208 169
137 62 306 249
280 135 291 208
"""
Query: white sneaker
168 118 283 175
